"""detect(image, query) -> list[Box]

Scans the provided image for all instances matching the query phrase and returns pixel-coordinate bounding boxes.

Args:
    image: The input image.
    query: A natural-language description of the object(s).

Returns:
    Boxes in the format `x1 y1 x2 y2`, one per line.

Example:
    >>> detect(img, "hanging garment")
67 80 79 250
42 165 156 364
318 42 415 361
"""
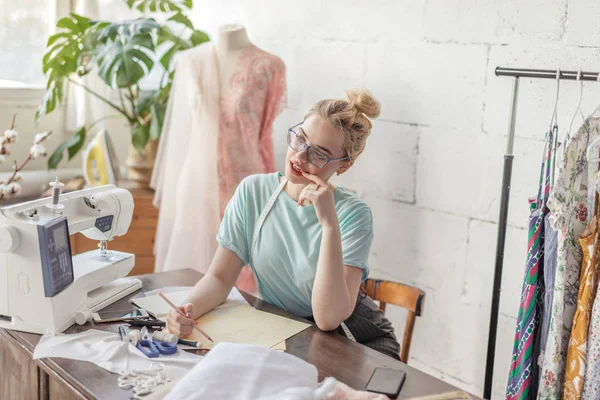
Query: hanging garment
538 118 600 400
582 301 600 399
150 43 286 275
581 178 600 400
538 212 558 366
563 204 600 400
150 45 221 274
506 127 555 400
534 127 560 394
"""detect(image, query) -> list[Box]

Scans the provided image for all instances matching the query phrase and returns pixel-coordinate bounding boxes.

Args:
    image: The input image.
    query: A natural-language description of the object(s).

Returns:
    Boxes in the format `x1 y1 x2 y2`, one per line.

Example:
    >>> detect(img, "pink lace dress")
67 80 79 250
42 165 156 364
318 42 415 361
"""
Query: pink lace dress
218 44 286 216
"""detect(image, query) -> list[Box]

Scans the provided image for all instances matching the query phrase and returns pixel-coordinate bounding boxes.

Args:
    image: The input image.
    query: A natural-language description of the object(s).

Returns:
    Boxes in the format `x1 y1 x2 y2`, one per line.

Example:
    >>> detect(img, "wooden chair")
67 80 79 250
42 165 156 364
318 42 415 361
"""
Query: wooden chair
361 278 425 363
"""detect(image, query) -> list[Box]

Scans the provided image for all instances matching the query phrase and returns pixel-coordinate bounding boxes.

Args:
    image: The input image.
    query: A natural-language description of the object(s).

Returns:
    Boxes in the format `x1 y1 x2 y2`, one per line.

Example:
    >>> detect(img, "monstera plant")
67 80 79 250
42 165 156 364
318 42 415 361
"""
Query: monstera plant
37 0 209 171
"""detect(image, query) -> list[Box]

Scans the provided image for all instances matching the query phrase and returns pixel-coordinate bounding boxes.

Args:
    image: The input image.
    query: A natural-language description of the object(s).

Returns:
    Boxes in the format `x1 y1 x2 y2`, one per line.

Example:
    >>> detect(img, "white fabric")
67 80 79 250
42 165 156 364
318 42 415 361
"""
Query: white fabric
32 329 203 379
148 376 389 400
163 342 334 400
150 44 221 273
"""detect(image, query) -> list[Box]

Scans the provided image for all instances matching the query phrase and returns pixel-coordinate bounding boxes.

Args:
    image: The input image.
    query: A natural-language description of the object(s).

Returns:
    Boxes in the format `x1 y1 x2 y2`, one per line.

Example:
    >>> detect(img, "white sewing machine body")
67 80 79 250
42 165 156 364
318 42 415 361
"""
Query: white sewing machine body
0 184 142 334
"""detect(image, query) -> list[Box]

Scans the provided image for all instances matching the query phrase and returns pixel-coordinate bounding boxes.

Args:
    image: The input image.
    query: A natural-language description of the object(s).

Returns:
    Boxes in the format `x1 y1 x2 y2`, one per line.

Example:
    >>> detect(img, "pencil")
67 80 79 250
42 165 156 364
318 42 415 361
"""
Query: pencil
157 292 214 343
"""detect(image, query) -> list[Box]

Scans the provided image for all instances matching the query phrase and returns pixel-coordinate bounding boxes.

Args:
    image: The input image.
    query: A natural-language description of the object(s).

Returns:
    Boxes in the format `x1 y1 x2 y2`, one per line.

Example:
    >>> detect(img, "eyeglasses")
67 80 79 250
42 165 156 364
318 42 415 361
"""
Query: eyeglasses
287 122 349 168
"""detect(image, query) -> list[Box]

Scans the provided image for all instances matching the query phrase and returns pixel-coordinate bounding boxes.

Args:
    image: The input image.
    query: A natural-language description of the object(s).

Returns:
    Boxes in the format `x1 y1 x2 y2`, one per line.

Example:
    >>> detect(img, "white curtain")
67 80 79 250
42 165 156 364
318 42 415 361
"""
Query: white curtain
64 0 135 134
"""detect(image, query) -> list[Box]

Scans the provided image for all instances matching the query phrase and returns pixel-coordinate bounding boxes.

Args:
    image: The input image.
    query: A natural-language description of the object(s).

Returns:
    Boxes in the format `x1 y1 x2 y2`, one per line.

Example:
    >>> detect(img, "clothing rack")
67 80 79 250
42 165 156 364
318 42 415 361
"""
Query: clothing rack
484 66 600 399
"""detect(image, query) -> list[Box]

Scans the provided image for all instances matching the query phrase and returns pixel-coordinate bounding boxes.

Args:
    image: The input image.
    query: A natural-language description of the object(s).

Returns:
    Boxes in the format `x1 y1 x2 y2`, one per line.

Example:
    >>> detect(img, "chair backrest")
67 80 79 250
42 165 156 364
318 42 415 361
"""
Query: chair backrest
361 278 425 363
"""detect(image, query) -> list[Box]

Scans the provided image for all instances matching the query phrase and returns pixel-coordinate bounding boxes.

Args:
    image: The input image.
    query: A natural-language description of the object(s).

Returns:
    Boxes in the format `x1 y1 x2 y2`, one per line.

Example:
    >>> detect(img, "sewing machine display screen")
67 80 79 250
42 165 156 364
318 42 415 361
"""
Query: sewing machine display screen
53 225 67 249
38 217 74 297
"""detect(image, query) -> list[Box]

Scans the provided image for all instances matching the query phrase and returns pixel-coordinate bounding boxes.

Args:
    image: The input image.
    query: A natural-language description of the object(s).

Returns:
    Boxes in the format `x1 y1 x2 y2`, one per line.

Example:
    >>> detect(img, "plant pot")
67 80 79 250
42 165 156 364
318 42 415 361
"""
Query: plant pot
125 139 159 186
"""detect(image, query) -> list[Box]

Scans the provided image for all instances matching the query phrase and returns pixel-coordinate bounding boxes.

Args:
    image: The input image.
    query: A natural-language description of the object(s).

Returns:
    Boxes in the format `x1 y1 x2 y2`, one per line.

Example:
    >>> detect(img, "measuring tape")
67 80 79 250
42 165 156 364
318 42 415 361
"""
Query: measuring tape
340 322 356 341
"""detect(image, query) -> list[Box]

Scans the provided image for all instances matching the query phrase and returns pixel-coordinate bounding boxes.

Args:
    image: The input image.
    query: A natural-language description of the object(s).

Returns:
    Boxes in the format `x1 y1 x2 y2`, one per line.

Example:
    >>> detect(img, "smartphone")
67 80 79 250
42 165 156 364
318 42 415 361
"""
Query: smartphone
365 367 407 399
92 308 150 323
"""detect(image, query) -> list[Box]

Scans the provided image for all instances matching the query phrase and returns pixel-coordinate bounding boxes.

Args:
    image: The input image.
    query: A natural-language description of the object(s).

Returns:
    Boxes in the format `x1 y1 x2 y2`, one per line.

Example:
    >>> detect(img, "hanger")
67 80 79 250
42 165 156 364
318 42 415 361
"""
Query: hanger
549 68 560 131
587 72 600 163
566 69 586 142
548 68 560 190
590 72 600 119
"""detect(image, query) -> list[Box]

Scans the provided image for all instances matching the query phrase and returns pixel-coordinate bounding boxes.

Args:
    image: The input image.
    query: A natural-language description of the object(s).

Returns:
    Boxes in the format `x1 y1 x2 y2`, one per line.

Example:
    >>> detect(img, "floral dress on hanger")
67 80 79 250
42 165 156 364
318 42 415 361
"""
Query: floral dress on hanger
538 118 600 400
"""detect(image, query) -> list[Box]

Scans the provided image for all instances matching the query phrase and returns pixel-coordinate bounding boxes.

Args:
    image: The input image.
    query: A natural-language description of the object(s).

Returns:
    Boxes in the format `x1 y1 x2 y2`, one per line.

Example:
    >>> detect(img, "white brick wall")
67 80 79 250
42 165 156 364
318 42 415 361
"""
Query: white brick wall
565 0 600 46
424 0 500 44
365 43 488 129
186 1 598 398
498 0 568 43
335 121 419 203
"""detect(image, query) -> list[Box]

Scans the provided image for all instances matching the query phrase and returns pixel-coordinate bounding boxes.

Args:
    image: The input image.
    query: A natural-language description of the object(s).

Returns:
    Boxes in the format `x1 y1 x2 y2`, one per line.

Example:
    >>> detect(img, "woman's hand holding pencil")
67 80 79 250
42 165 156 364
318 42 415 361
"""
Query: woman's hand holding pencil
160 292 214 342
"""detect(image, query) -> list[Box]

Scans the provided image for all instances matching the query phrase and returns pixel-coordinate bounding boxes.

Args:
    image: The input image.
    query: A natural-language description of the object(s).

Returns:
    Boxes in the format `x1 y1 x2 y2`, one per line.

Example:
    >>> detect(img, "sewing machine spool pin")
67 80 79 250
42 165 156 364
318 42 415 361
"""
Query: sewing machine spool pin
45 177 65 212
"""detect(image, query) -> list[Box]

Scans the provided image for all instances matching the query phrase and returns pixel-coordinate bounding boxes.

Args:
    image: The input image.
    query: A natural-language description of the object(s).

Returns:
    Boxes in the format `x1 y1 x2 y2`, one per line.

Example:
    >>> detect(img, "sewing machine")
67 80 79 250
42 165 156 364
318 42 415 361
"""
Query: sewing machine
0 182 142 334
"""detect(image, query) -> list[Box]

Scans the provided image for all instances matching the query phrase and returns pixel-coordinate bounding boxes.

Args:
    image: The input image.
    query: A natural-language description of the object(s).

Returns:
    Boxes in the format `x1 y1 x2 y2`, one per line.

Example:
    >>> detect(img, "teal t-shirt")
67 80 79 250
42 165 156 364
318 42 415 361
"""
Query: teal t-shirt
216 172 373 317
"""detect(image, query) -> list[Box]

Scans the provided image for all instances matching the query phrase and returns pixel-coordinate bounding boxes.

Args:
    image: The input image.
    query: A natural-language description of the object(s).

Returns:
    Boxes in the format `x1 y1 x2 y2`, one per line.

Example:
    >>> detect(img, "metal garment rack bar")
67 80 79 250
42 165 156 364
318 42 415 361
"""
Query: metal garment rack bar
496 67 600 81
484 66 600 399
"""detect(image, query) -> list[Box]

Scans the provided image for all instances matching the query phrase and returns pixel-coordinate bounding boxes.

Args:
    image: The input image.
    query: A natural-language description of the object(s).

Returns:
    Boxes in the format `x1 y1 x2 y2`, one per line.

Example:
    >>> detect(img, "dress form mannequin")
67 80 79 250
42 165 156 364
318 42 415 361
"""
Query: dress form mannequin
151 25 287 294
215 24 251 92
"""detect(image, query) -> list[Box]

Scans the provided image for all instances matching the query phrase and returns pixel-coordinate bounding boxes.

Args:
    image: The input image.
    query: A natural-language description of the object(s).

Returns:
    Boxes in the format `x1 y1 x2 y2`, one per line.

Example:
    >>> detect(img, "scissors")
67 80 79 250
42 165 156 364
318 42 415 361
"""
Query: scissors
136 327 178 358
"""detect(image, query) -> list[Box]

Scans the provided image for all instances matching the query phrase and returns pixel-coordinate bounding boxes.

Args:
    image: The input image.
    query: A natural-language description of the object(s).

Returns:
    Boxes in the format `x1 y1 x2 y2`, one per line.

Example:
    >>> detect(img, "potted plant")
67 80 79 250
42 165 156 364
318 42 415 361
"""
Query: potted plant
36 0 208 184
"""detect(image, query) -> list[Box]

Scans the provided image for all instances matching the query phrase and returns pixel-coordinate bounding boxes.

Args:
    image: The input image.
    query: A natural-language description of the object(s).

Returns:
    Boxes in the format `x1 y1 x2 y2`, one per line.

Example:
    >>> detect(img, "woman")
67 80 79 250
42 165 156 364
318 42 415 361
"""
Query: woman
167 88 400 359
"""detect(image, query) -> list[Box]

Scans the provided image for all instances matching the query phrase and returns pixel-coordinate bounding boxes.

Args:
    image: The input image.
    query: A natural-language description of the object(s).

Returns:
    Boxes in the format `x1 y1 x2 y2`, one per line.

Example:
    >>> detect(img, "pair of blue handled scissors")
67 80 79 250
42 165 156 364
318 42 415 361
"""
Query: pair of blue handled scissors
136 326 177 358
136 339 177 358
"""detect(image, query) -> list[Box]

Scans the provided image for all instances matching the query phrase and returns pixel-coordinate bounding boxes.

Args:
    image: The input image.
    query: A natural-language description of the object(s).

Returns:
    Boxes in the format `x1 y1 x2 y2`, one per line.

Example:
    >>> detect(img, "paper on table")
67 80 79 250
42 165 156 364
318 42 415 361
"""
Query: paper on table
131 288 247 319
270 340 287 352
181 304 310 350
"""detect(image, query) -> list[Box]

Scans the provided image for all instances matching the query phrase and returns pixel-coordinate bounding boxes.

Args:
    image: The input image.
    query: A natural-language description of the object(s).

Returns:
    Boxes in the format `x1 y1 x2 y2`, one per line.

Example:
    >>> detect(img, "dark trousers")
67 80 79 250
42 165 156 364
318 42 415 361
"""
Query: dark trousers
310 294 401 361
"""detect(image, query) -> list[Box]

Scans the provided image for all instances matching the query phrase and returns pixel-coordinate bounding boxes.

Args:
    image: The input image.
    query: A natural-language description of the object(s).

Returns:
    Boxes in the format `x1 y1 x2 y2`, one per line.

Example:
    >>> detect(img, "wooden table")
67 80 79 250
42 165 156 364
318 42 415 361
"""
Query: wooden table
0 269 474 400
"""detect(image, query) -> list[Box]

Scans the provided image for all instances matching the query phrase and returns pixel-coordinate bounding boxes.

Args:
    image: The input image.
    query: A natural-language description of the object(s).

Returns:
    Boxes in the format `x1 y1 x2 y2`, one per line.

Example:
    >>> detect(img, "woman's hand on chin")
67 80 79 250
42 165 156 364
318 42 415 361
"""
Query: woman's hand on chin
298 171 339 230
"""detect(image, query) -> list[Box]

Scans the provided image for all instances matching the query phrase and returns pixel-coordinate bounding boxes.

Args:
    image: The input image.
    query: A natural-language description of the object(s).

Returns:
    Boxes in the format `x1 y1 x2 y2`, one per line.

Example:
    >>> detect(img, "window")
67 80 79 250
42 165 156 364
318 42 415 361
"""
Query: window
0 1 63 87
0 1 138 89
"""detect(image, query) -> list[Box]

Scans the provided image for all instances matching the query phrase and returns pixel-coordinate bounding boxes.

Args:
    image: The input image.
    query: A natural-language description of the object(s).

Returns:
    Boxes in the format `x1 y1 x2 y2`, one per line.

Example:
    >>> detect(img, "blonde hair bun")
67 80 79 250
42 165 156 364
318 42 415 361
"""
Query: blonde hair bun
346 88 381 119
304 88 381 161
